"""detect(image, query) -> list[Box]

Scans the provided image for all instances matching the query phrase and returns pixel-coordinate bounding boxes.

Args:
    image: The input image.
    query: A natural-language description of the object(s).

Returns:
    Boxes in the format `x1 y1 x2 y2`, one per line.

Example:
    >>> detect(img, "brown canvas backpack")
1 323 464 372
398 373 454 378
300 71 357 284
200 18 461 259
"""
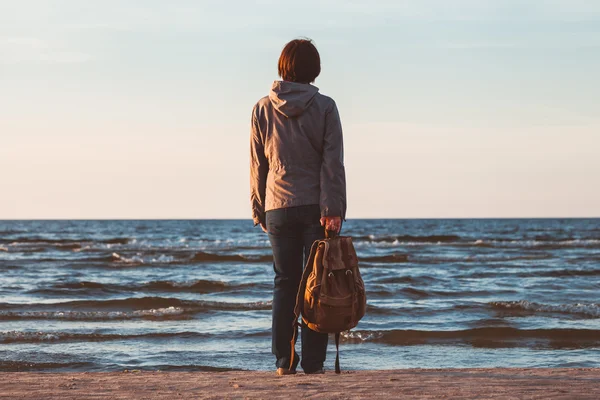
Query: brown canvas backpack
291 233 367 373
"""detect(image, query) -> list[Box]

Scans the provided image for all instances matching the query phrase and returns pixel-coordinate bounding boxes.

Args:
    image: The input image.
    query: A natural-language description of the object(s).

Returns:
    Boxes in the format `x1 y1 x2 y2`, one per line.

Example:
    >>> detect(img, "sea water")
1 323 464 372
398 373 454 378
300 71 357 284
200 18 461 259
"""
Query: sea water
1 219 599 371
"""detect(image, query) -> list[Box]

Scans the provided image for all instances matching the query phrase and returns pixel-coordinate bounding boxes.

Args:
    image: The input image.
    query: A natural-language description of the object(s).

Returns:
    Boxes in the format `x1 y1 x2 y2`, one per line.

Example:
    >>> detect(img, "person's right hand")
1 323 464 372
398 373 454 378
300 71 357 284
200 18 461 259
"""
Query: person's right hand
320 216 342 233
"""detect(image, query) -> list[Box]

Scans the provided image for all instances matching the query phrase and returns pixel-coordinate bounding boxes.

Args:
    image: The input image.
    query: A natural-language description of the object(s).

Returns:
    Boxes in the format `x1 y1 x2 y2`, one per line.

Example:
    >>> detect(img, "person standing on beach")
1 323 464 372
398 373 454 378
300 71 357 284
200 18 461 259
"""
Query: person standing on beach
250 38 347 375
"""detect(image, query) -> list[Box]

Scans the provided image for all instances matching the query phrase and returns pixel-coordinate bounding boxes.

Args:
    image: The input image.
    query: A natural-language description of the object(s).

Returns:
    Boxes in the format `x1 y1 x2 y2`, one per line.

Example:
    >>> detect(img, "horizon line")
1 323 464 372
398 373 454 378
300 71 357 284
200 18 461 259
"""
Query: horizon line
1 217 599 221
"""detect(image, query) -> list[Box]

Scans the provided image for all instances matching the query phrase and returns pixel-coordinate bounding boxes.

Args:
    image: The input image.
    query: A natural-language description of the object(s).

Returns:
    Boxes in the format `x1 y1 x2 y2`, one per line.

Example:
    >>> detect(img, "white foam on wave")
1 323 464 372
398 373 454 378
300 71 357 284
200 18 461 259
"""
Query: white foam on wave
354 238 600 249
112 252 140 263
210 238 270 248
353 241 402 249
490 300 600 318
341 330 384 341
561 239 600 246
47 237 273 253
489 239 600 247
111 252 175 264
153 254 175 263
0 306 186 320
0 331 61 342
73 245 91 252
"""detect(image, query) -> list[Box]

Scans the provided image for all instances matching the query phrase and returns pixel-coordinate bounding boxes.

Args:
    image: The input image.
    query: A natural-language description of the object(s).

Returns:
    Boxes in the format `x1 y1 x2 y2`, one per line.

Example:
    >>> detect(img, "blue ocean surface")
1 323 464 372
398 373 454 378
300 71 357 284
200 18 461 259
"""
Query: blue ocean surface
0 219 599 372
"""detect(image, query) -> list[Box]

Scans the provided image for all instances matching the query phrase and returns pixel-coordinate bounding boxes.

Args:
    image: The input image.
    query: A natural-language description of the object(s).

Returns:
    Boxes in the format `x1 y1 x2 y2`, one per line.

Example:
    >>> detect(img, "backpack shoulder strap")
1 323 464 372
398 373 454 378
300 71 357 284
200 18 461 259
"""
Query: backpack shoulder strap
293 240 320 319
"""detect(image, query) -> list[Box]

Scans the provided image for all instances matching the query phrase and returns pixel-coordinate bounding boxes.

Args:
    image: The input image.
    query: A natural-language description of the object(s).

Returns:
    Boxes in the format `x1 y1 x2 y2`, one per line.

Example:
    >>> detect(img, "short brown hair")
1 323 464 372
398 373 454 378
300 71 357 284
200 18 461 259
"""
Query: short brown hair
278 39 321 84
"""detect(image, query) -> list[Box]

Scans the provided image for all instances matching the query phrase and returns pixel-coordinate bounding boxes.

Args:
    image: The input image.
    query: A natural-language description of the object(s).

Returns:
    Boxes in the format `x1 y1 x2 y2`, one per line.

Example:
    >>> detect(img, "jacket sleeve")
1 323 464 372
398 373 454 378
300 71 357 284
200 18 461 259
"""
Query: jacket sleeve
250 107 269 227
320 101 347 220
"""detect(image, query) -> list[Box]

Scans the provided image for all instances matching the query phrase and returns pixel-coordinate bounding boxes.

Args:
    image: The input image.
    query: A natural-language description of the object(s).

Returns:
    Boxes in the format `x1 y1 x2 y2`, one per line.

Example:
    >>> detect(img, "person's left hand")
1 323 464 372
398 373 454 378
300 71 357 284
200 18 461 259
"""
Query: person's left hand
260 222 268 233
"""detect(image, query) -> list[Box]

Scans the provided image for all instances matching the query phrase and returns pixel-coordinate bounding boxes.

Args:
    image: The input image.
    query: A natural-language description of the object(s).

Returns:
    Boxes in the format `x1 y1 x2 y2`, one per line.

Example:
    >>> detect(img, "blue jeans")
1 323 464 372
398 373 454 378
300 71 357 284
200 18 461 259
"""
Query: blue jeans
266 204 329 372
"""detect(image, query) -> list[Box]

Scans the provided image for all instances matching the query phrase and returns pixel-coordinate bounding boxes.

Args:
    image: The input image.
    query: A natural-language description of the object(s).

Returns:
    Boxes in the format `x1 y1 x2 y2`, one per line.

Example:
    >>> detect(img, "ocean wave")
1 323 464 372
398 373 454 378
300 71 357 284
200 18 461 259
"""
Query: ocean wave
4 233 598 254
0 296 272 310
360 254 409 263
0 296 189 310
2 246 50 253
355 235 461 244
3 237 130 246
190 251 272 263
0 330 195 344
409 253 552 264
0 230 22 235
15 251 273 266
489 300 600 318
370 275 439 285
498 239 600 250
457 268 600 279
143 280 268 292
110 252 174 264
0 297 272 320
400 287 431 299
365 304 405 316
196 238 271 249
398 287 513 300
570 255 600 263
364 304 441 317
29 279 269 296
0 329 270 344
341 327 600 348
0 361 94 372
0 306 190 321
352 234 600 250
520 269 600 278
11 247 556 266
463 239 600 250
1 249 273 267
107 251 271 266
1 236 274 253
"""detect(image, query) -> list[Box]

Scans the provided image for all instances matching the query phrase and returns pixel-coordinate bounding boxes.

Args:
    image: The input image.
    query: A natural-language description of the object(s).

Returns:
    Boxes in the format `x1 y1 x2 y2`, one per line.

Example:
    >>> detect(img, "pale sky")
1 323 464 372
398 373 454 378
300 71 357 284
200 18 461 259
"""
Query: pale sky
1 0 599 219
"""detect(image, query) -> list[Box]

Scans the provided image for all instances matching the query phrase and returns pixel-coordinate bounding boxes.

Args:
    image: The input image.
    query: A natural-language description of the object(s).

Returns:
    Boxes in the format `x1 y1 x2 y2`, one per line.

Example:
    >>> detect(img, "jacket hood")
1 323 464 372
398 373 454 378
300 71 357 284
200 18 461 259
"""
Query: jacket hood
269 81 319 118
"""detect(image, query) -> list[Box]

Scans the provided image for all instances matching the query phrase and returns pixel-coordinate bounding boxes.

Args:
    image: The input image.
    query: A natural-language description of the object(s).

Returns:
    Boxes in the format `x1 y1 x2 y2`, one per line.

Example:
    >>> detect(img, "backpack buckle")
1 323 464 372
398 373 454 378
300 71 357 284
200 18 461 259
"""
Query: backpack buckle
346 269 353 276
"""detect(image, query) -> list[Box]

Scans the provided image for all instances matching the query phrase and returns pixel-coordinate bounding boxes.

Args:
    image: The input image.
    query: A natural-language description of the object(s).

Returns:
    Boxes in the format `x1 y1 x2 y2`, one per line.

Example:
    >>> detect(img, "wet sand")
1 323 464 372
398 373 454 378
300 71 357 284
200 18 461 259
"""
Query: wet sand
1 368 599 399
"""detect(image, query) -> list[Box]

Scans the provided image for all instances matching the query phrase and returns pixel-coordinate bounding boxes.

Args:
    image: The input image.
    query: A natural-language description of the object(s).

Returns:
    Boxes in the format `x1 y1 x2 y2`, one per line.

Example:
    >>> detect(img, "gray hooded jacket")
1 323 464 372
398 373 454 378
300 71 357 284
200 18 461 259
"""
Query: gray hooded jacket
250 81 347 226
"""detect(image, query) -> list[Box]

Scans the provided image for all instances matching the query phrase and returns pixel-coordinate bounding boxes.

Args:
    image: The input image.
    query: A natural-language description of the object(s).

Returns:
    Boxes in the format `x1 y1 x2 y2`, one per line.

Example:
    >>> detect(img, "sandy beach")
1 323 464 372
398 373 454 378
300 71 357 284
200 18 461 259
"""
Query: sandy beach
1 368 599 399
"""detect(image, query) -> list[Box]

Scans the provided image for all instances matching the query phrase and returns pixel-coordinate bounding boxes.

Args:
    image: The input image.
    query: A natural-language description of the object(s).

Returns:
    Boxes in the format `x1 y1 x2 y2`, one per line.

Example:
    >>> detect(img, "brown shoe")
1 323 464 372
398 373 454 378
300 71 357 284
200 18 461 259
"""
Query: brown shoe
276 368 297 376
